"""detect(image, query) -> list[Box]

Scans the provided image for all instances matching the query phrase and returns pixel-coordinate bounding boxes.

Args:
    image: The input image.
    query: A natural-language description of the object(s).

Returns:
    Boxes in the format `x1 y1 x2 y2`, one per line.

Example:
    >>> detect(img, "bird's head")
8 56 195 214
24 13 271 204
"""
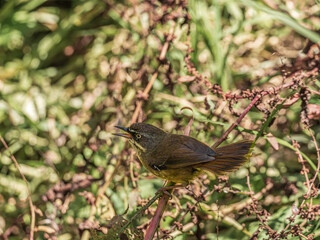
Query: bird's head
113 123 167 153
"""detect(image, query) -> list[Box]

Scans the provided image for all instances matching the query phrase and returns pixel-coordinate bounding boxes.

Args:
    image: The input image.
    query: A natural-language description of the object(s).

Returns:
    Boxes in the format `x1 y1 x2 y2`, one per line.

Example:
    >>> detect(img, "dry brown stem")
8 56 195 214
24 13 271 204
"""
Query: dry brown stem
131 22 176 125
0 136 35 240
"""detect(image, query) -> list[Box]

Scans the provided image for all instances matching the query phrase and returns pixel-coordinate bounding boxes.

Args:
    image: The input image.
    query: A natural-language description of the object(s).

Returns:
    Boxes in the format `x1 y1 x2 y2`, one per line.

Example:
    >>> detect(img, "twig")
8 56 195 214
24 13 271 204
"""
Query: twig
211 68 319 148
87 156 122 223
169 222 196 238
0 136 35 240
273 128 319 238
292 139 311 189
120 191 163 236
131 71 159 124
117 19 177 240
161 200 199 238
295 128 320 228
246 175 277 238
181 195 252 237
96 157 122 204
179 107 194 136
144 188 172 240
212 94 261 148
221 181 274 215
307 127 320 192
131 21 176 124
309 89 320 96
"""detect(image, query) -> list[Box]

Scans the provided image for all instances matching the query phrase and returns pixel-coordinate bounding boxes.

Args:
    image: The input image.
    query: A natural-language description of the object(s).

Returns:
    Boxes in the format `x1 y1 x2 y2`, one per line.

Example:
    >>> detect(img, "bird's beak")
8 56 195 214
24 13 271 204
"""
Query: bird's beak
112 126 132 139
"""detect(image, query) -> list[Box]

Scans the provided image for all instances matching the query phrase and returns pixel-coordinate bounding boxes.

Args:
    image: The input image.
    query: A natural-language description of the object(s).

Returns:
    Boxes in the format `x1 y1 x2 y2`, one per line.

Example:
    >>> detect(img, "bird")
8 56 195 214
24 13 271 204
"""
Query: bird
113 123 252 184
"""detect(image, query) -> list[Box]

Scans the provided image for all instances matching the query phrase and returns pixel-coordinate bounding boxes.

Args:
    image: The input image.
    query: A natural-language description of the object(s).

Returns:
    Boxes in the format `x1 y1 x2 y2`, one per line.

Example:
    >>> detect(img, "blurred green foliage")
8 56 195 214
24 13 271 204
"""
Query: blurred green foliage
0 0 319 239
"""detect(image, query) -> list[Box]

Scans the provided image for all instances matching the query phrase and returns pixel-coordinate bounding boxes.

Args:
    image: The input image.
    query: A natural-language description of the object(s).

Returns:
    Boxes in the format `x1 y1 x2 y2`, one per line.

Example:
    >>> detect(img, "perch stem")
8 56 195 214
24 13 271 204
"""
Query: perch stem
144 182 174 240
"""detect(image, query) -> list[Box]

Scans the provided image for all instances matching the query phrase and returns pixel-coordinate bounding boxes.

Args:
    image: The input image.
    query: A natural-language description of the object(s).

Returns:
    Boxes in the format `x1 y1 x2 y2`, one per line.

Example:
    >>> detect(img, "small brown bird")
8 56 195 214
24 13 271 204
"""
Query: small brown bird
113 123 252 184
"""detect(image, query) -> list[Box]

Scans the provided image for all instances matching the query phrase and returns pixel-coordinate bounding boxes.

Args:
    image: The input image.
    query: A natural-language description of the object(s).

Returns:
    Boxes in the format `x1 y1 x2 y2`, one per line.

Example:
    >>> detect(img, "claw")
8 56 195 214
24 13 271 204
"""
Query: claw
156 187 173 198
156 184 187 198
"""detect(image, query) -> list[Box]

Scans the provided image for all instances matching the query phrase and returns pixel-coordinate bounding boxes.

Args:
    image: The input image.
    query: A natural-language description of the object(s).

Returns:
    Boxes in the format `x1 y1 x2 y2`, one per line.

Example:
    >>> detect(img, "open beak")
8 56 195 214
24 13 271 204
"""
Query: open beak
112 126 132 139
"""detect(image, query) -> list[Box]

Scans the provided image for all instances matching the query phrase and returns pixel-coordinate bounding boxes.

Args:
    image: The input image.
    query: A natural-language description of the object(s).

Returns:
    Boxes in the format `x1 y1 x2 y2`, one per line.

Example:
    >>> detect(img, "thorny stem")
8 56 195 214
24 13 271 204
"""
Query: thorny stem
0 136 35 240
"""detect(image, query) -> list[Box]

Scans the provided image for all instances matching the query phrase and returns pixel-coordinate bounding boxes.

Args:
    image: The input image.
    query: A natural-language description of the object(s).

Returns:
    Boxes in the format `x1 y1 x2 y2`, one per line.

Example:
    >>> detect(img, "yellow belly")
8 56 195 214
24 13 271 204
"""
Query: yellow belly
149 166 201 184
137 154 201 184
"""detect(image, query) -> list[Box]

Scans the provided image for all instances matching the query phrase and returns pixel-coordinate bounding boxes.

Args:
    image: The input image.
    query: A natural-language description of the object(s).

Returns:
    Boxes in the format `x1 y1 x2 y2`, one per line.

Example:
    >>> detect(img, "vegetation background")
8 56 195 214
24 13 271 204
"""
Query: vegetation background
0 0 320 239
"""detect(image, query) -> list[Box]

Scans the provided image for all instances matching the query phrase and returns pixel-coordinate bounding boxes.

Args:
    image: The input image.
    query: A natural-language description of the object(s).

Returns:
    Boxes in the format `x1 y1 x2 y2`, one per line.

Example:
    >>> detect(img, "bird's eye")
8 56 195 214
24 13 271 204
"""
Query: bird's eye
136 134 141 139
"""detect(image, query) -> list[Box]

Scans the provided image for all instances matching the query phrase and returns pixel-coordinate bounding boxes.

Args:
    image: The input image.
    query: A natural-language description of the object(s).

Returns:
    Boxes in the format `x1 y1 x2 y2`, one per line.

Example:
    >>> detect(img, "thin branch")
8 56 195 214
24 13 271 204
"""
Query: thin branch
162 200 199 237
144 188 172 240
221 181 274 215
131 71 159 124
131 21 176 124
246 175 277 238
181 195 252 237
0 136 35 240
292 138 311 189
120 191 163 235
87 158 122 221
212 94 261 148
211 68 318 148
307 127 320 189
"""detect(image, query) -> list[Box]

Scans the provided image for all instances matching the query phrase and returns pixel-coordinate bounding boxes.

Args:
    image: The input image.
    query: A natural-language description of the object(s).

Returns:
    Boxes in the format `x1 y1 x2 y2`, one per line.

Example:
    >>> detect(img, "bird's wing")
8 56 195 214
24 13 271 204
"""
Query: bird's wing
151 135 217 169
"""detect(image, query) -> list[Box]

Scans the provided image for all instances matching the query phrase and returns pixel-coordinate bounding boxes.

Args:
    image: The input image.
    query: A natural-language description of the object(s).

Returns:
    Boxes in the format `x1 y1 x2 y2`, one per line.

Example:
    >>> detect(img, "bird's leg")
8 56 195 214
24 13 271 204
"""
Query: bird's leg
156 182 187 198
159 184 186 191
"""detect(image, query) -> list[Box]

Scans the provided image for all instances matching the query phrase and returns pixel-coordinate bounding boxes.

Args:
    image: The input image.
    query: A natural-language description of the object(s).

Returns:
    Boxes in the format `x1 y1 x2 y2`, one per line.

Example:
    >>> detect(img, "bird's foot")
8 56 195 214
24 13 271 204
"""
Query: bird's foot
156 184 186 198
156 188 172 198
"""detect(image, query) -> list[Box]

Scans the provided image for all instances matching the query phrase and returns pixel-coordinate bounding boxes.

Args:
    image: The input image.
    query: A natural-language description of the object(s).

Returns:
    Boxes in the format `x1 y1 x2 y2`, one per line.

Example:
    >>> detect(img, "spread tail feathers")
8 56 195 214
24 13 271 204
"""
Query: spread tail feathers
199 140 253 176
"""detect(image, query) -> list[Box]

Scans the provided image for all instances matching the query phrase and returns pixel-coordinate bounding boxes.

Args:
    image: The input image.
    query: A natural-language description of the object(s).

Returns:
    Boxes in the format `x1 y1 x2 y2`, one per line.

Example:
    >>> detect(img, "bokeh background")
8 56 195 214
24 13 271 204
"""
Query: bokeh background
0 0 320 239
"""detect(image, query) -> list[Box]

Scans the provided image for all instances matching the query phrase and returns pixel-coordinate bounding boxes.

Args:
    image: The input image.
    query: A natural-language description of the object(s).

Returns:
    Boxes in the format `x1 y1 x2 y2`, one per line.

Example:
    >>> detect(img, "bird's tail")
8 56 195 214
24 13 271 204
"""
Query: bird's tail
199 140 253 176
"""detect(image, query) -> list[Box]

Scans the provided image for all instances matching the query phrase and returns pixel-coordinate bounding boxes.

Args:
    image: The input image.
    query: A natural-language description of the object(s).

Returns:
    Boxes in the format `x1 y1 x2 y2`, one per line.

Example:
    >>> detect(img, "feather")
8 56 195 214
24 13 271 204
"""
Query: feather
197 140 252 175
149 134 217 168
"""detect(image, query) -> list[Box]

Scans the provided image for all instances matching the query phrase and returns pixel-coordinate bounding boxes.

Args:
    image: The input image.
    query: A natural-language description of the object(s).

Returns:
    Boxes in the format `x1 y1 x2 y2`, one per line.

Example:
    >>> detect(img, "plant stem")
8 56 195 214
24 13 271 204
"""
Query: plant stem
145 182 174 240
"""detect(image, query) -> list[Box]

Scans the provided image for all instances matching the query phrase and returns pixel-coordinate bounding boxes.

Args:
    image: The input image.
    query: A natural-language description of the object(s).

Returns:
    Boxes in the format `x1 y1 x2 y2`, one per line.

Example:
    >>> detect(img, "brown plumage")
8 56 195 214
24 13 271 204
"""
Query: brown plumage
113 123 252 184
198 140 252 176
